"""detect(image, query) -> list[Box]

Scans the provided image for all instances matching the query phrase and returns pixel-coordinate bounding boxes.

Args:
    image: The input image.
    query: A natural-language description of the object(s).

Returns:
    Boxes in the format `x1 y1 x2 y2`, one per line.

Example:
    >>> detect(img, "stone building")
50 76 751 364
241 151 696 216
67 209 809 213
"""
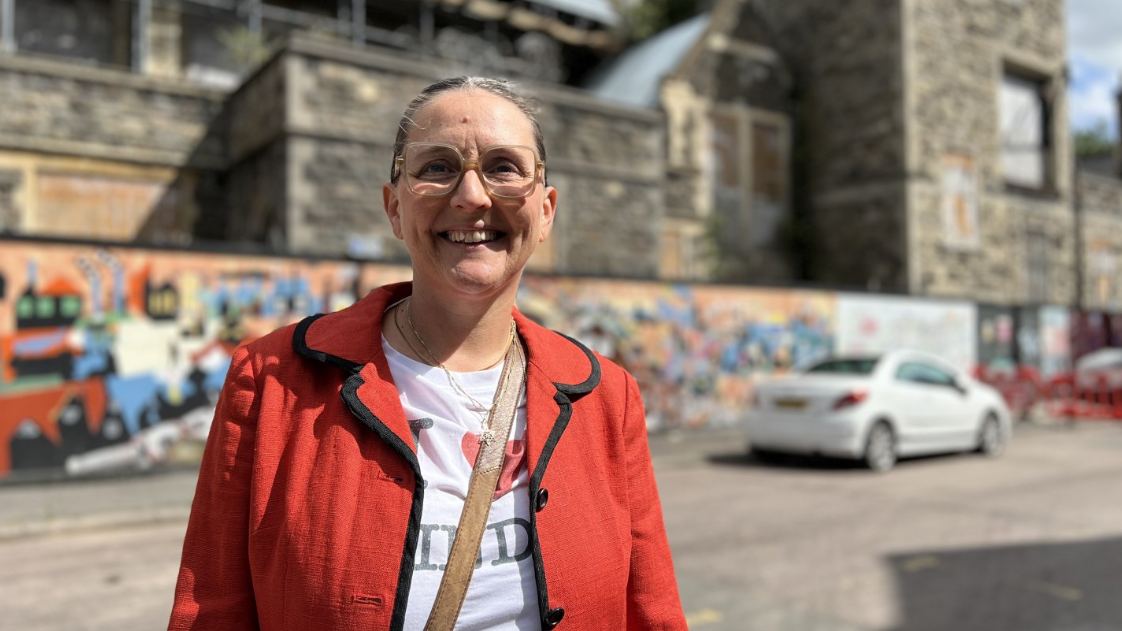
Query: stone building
1 0 1118 310
587 0 796 283
585 0 1095 309
0 0 671 278
746 0 1075 306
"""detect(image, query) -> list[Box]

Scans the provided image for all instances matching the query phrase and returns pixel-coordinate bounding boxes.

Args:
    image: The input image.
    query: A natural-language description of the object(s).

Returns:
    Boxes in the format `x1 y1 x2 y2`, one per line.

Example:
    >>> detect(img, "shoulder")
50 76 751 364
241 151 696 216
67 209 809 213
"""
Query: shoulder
232 320 303 375
516 314 637 403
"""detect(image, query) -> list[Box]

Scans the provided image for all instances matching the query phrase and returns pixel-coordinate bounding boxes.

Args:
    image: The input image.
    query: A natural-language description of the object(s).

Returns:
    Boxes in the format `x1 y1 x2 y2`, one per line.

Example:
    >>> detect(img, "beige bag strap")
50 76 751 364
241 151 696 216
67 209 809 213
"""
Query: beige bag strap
423 336 527 631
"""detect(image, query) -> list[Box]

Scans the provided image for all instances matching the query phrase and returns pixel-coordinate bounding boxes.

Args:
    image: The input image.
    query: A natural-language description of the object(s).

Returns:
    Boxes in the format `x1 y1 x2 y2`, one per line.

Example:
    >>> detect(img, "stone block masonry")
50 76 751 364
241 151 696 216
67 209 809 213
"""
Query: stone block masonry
906 0 1072 305
1078 171 1122 311
276 37 666 277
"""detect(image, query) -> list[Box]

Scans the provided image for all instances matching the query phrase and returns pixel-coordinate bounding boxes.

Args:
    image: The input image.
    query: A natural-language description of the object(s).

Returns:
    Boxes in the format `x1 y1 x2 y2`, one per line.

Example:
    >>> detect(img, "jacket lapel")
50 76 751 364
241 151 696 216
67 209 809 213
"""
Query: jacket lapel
294 282 418 455
293 285 604 469
514 310 602 482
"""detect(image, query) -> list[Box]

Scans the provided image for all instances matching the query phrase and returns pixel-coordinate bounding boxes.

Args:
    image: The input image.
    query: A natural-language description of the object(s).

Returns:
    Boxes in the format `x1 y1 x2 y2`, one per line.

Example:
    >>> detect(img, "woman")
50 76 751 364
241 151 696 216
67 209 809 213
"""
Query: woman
169 76 687 631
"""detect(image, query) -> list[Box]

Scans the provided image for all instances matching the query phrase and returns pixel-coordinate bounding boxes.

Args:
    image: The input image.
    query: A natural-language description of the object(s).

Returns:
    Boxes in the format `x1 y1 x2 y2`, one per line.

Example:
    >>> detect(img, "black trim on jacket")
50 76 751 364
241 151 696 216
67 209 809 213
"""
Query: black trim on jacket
292 314 362 373
292 315 602 631
340 374 425 631
527 333 600 629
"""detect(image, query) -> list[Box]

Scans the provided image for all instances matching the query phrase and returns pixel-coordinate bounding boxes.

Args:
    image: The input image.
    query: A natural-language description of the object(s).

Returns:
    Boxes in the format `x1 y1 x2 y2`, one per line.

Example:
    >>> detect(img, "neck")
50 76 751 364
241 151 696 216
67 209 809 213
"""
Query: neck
392 283 518 372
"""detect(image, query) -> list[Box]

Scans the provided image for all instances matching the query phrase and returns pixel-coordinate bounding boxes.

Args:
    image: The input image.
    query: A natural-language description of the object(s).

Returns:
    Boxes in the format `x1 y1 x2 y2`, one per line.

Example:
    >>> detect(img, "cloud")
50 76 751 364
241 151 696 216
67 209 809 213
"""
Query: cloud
1067 0 1122 136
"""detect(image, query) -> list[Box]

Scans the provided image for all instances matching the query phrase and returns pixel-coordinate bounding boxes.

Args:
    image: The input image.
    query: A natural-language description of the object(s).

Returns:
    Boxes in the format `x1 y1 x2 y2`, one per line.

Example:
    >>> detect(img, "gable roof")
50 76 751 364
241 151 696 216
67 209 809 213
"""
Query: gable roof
583 13 711 109
529 0 620 26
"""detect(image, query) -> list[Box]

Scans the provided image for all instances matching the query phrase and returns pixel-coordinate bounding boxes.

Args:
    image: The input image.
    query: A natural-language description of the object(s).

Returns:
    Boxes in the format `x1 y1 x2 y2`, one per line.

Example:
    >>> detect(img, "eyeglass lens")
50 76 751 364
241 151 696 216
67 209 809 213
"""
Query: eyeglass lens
404 144 538 198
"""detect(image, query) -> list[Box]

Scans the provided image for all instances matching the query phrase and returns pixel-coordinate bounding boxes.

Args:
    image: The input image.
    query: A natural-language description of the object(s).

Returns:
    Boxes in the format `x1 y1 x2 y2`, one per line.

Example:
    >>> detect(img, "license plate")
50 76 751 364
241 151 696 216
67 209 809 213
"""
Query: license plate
774 398 807 410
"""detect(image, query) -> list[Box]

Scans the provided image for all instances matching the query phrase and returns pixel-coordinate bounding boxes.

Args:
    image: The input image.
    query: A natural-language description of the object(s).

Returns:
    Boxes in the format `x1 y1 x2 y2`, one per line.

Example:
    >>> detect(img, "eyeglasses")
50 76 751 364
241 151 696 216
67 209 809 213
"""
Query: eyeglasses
394 143 545 199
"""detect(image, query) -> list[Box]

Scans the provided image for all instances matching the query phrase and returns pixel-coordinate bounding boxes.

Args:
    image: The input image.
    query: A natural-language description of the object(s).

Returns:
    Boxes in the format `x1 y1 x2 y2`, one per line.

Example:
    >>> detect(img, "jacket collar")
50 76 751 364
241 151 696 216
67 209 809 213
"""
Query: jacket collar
292 281 601 456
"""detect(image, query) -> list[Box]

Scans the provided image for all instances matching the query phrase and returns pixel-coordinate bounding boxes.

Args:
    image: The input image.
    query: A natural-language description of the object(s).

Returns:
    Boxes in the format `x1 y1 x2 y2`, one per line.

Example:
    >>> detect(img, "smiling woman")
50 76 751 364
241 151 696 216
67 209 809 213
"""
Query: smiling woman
168 77 688 631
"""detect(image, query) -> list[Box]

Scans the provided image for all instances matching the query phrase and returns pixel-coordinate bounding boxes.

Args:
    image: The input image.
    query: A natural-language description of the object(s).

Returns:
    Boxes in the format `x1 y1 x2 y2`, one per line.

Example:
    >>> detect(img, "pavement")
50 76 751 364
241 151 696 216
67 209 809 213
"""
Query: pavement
0 418 1099 541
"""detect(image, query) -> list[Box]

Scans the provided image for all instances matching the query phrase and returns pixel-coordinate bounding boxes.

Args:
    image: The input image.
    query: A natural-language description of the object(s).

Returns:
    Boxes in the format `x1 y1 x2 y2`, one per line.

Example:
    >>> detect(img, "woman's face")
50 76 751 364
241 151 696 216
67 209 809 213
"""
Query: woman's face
383 90 557 304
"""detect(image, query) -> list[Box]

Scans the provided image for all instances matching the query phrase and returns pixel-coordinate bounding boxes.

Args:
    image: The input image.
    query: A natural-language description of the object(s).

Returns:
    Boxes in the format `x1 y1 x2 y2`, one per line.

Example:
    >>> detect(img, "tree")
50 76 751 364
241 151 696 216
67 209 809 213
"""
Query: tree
218 26 278 75
611 0 706 44
1073 120 1116 158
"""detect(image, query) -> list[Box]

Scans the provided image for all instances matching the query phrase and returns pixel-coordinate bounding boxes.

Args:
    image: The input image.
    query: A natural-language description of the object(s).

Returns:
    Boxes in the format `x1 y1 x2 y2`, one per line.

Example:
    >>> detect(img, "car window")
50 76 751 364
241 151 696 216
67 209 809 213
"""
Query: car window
806 358 879 375
896 362 957 387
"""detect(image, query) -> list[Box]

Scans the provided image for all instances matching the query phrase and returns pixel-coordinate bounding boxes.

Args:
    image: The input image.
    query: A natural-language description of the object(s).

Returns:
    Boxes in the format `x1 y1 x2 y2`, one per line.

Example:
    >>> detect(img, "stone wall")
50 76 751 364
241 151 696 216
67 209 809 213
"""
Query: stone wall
205 52 290 244
0 55 227 168
274 37 665 277
657 0 796 283
906 0 1072 305
757 0 909 291
0 54 229 242
1078 171 1122 311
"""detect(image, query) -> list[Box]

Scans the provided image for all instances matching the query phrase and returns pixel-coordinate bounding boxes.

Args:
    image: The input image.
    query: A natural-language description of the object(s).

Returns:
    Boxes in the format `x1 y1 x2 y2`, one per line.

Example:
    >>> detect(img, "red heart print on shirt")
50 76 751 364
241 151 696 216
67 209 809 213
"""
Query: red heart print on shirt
461 433 526 500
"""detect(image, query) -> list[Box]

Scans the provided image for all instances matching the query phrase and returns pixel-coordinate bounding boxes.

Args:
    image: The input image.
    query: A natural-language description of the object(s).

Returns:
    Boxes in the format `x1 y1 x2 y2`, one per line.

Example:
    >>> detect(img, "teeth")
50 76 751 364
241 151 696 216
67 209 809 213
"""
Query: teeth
447 230 497 244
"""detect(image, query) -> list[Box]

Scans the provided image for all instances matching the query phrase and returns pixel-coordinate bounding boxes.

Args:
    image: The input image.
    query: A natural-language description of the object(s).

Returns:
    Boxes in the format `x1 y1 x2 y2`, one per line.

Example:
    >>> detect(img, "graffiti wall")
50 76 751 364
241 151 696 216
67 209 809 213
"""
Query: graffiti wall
519 277 836 430
0 240 410 479
0 238 844 478
3 238 1093 479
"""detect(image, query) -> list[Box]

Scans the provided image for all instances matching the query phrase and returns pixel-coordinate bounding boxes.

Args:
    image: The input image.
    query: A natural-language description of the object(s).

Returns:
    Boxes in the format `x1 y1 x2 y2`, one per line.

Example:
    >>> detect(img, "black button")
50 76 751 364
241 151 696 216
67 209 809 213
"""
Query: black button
544 607 565 628
535 488 549 512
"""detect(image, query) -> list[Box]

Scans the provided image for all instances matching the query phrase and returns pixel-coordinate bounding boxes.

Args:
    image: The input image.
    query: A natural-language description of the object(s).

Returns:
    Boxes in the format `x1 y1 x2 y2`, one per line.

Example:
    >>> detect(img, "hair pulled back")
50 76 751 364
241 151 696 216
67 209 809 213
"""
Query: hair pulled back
390 76 547 184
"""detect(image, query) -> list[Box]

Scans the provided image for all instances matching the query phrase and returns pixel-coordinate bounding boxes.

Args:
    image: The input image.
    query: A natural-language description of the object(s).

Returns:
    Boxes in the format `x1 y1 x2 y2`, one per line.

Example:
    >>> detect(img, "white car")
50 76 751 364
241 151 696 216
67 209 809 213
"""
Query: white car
745 351 1012 471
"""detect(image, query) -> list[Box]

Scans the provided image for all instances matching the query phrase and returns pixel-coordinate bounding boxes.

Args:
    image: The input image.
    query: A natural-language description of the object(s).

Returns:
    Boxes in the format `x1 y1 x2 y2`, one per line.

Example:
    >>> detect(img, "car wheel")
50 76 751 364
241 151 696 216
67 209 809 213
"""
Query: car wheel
976 414 1004 457
863 422 896 472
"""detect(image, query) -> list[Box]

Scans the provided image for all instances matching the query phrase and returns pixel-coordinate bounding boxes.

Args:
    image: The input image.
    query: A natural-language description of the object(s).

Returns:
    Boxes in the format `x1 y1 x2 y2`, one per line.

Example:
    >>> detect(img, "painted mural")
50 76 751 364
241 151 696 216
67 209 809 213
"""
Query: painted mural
0 239 843 478
519 277 836 431
0 240 410 479
4 238 1093 479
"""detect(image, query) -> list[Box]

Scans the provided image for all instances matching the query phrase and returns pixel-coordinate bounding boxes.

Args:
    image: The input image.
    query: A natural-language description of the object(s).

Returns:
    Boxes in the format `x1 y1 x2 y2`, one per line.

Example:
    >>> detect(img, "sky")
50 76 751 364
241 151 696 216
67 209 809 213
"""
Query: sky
1067 0 1122 137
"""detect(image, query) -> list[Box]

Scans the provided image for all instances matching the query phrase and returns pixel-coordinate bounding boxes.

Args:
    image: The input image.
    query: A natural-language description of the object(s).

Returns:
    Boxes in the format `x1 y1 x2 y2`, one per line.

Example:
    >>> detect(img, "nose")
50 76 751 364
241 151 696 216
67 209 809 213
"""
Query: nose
449 167 492 211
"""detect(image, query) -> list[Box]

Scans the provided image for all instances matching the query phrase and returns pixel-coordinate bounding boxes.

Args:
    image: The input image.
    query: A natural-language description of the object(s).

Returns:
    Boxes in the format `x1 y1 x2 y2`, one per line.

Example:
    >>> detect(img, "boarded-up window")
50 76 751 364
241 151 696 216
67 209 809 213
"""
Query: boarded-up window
750 121 785 247
1000 73 1050 189
1090 240 1118 309
710 110 743 236
1026 231 1049 303
659 227 685 279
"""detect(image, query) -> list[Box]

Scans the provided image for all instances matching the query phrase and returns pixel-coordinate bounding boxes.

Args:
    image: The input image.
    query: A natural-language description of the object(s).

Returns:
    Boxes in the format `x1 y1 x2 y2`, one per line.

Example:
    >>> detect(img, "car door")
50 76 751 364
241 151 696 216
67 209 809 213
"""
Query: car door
908 361 973 451
885 361 938 453
923 362 978 448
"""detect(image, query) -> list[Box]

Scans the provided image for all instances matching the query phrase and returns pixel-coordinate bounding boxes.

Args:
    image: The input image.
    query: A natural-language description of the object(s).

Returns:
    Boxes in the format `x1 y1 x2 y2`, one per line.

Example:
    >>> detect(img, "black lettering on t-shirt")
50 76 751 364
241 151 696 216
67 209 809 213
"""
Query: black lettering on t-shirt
488 517 532 566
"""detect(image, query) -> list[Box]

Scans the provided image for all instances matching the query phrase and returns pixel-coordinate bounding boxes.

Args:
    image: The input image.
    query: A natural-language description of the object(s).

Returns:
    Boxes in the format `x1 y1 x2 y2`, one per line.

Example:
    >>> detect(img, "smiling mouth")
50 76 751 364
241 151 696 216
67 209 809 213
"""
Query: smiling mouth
442 229 504 245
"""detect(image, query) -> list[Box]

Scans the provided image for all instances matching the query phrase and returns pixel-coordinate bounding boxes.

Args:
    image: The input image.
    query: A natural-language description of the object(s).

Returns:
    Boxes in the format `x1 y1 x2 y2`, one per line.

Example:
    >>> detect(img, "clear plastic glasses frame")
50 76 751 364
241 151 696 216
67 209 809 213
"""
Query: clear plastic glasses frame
394 142 545 199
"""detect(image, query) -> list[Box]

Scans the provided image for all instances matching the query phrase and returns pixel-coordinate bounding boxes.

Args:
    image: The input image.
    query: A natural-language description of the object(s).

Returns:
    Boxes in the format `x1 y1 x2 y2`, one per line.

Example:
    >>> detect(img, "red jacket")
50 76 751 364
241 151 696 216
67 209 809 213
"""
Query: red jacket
169 282 687 630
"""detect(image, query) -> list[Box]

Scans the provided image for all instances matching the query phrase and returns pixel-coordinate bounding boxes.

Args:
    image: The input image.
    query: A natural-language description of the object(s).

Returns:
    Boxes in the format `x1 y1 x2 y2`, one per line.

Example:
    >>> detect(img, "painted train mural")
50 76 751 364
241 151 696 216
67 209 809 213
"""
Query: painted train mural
0 242 411 480
0 238 1088 480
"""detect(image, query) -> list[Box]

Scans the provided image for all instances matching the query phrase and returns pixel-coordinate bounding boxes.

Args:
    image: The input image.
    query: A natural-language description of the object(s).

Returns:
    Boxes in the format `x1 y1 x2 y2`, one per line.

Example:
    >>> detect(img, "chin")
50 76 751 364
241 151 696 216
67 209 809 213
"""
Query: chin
443 265 521 297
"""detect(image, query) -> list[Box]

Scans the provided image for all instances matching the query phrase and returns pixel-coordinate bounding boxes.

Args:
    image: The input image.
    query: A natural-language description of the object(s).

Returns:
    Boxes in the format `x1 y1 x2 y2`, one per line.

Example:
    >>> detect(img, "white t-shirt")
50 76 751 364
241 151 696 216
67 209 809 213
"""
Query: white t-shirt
382 337 540 631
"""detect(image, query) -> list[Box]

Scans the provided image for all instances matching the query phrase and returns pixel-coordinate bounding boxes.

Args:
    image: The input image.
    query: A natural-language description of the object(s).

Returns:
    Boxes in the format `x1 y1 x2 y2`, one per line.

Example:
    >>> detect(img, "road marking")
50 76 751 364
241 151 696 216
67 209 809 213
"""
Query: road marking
685 608 724 626
1027 581 1083 601
901 555 940 573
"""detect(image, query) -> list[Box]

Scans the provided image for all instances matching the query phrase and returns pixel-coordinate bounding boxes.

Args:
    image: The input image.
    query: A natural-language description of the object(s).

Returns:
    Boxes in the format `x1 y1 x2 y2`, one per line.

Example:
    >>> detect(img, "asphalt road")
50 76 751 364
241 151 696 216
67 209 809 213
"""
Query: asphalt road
2 421 1120 631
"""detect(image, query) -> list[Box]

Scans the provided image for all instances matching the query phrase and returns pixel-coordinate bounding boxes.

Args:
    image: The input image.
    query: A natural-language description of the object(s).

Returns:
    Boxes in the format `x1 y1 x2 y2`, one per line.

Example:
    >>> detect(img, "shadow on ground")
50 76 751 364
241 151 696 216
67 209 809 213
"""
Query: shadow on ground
888 537 1122 631
707 451 863 470
707 450 984 471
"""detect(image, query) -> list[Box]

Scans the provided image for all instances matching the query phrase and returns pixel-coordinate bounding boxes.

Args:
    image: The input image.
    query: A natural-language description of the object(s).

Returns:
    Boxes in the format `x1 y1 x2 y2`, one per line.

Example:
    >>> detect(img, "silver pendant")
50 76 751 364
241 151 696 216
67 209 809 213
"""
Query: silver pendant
480 429 496 446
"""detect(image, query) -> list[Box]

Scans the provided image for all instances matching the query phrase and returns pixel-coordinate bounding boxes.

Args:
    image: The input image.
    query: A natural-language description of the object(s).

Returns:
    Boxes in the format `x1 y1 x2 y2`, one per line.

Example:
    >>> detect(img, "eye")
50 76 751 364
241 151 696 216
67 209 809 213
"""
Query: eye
483 154 531 179
413 159 459 179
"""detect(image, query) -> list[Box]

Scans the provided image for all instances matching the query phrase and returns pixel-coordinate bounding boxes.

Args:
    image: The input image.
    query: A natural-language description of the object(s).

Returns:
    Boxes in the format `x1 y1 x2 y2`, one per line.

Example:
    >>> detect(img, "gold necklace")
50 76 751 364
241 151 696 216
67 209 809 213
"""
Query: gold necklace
399 299 516 445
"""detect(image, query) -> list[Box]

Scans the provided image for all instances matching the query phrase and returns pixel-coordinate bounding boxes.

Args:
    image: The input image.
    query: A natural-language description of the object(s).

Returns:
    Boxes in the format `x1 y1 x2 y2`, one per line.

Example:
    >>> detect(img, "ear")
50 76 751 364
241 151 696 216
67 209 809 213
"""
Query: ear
537 185 558 242
383 183 404 240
